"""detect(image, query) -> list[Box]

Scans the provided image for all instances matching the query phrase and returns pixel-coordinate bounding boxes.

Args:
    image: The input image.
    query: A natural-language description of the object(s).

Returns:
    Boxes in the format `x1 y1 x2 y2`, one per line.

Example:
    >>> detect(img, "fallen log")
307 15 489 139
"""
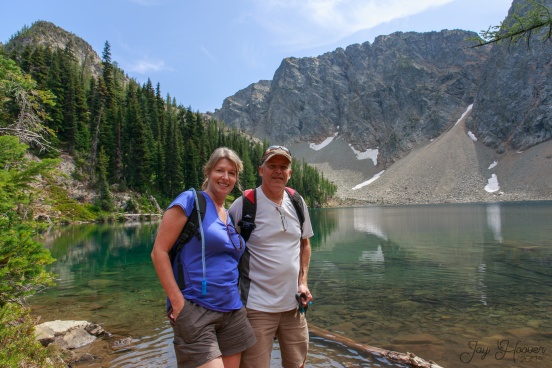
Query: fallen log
308 325 443 368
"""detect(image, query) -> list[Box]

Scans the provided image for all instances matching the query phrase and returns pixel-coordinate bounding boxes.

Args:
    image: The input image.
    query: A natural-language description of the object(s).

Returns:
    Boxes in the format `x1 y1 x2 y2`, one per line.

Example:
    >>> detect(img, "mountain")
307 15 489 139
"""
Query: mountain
213 0 552 204
214 29 489 168
4 20 103 78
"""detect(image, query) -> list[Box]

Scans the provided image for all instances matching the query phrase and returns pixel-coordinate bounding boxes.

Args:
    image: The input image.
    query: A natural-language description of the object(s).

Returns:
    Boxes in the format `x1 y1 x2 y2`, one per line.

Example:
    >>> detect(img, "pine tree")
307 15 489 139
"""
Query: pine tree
88 77 107 180
101 41 116 107
123 82 154 191
240 148 257 191
60 41 78 151
29 46 48 89
45 50 64 136
97 146 114 211
163 101 184 198
74 74 90 153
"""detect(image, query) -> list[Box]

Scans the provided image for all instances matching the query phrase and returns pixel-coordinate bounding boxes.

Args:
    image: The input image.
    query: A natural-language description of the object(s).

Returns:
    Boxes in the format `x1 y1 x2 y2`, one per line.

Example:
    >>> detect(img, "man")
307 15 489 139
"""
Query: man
229 145 314 368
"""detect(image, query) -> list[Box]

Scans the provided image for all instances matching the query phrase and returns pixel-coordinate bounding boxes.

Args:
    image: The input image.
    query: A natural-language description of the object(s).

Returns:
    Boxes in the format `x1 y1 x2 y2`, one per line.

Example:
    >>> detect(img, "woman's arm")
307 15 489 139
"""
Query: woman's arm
151 206 188 318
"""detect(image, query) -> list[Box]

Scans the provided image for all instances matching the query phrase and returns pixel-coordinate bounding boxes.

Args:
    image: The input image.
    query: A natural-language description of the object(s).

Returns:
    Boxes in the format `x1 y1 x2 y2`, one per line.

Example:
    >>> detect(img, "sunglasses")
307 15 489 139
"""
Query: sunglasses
226 223 244 251
275 206 288 232
266 145 291 154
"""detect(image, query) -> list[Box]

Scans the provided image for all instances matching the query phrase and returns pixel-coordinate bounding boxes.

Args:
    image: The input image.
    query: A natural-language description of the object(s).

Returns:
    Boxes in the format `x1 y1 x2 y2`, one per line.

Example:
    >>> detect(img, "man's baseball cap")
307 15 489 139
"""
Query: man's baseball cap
260 145 292 165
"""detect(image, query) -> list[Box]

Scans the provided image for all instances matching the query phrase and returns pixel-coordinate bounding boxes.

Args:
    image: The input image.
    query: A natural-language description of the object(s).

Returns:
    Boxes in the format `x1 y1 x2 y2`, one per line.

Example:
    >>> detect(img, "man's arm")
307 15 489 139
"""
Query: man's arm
298 237 313 305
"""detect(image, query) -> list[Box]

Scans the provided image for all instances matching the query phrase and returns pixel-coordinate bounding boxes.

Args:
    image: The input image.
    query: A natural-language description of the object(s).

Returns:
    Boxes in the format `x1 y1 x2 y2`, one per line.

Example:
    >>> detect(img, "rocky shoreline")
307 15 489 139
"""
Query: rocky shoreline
37 320 444 368
35 320 134 366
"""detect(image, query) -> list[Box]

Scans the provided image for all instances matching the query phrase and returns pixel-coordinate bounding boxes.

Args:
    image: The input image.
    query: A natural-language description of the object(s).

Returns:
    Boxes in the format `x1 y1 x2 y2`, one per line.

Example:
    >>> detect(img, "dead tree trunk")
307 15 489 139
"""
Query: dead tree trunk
308 325 443 368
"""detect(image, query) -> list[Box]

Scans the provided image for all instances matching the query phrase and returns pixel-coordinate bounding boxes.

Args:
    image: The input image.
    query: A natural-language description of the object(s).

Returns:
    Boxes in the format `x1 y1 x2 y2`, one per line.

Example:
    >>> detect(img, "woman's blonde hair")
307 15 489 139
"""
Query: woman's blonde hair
201 147 244 191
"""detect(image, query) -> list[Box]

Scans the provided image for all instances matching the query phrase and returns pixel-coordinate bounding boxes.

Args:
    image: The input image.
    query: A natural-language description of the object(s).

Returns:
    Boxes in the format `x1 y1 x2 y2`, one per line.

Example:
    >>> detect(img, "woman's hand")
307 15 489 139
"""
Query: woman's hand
168 297 185 324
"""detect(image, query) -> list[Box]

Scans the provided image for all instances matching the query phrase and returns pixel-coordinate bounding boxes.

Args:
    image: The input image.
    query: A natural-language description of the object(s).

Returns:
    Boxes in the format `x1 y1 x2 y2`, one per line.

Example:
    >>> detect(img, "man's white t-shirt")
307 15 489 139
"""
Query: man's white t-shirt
229 187 314 312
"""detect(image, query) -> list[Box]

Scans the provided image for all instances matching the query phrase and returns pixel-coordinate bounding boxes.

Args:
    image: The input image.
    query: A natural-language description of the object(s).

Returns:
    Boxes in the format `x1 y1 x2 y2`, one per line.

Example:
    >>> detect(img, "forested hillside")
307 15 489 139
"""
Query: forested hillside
1 21 335 214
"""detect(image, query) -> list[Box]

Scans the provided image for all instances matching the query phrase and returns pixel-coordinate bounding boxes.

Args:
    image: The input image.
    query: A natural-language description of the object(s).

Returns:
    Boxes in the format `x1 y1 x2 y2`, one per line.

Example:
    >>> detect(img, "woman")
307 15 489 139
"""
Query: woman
151 147 256 368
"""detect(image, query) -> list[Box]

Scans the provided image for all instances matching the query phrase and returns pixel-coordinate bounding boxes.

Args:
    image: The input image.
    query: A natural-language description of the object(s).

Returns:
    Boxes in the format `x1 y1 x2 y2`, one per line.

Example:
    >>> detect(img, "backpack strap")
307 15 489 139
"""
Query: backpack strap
238 187 305 242
285 187 305 236
168 189 206 290
238 189 257 242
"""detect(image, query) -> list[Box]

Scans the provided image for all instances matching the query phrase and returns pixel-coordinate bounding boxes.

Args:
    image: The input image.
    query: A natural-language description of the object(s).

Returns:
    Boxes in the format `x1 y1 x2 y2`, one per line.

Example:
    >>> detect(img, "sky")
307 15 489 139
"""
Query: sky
1 0 513 113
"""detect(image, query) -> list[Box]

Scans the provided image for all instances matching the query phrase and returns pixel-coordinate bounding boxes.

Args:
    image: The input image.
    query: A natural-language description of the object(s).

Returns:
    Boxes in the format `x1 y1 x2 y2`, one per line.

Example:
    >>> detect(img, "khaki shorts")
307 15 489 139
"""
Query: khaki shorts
171 300 256 368
241 308 308 368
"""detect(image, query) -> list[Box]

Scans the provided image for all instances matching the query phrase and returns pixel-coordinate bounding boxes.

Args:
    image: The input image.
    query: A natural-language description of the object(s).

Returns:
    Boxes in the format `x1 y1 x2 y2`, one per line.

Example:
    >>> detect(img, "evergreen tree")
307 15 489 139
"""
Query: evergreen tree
29 46 48 89
74 73 90 153
123 82 154 191
88 77 107 180
240 148 257 191
19 46 32 74
97 146 114 211
163 101 184 198
60 41 78 151
101 41 116 107
111 106 124 184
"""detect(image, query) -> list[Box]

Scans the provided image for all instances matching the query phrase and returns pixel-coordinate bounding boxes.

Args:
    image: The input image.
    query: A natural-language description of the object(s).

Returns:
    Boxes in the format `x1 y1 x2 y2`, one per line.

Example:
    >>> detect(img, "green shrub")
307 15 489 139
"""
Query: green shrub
0 136 62 366
0 303 66 367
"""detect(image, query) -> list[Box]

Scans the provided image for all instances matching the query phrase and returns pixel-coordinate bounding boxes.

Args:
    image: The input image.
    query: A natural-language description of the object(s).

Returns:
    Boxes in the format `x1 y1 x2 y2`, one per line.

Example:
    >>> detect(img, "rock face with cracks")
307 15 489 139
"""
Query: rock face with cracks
214 29 490 168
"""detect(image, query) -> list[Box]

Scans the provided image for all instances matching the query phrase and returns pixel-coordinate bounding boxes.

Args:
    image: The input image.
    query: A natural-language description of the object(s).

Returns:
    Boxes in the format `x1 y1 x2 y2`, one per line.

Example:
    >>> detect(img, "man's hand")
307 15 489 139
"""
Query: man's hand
297 284 313 306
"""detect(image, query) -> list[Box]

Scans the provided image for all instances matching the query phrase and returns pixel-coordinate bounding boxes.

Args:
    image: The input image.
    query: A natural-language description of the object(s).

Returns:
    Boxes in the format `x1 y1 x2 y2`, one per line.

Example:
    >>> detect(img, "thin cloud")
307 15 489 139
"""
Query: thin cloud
126 59 169 74
201 46 217 63
250 0 454 49
240 41 266 70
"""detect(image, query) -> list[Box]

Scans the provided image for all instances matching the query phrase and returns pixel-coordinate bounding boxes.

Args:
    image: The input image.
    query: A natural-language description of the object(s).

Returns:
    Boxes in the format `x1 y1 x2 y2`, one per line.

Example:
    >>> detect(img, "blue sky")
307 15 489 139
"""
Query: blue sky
1 0 513 113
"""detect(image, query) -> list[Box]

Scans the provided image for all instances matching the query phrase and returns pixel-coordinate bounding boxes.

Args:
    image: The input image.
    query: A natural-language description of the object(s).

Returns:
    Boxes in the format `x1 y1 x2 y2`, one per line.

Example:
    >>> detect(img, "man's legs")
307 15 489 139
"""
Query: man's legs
240 309 279 368
275 310 308 368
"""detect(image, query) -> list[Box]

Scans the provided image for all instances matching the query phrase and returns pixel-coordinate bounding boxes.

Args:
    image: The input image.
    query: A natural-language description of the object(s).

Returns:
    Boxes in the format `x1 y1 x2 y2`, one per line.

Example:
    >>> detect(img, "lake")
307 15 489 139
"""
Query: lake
30 201 552 368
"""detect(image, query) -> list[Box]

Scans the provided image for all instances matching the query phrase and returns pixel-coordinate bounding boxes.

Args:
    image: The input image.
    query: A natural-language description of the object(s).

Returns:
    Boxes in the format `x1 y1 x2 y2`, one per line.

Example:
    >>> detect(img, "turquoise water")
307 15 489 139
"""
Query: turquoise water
31 202 552 367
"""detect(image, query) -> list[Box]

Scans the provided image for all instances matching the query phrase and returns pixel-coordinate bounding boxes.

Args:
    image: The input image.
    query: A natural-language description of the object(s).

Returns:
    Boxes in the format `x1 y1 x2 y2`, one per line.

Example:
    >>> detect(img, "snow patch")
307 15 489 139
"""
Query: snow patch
352 171 385 190
468 131 478 141
488 161 498 170
484 174 500 193
455 104 473 125
349 145 379 165
309 133 338 151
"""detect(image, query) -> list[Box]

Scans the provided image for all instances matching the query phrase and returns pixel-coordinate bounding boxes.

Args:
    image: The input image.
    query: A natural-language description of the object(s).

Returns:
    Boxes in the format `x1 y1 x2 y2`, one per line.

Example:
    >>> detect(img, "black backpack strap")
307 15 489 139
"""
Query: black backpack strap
168 189 206 290
238 189 257 242
285 187 305 235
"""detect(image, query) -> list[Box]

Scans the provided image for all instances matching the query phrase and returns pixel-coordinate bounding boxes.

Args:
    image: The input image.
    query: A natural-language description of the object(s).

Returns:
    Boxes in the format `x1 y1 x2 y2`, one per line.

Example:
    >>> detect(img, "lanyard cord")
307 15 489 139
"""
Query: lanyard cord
192 188 207 295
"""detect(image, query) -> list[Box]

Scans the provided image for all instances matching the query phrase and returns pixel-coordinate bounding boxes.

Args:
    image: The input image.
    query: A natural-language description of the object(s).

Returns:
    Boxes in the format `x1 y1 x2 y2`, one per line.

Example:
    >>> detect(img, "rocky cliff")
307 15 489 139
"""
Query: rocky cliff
466 0 552 152
214 29 490 167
